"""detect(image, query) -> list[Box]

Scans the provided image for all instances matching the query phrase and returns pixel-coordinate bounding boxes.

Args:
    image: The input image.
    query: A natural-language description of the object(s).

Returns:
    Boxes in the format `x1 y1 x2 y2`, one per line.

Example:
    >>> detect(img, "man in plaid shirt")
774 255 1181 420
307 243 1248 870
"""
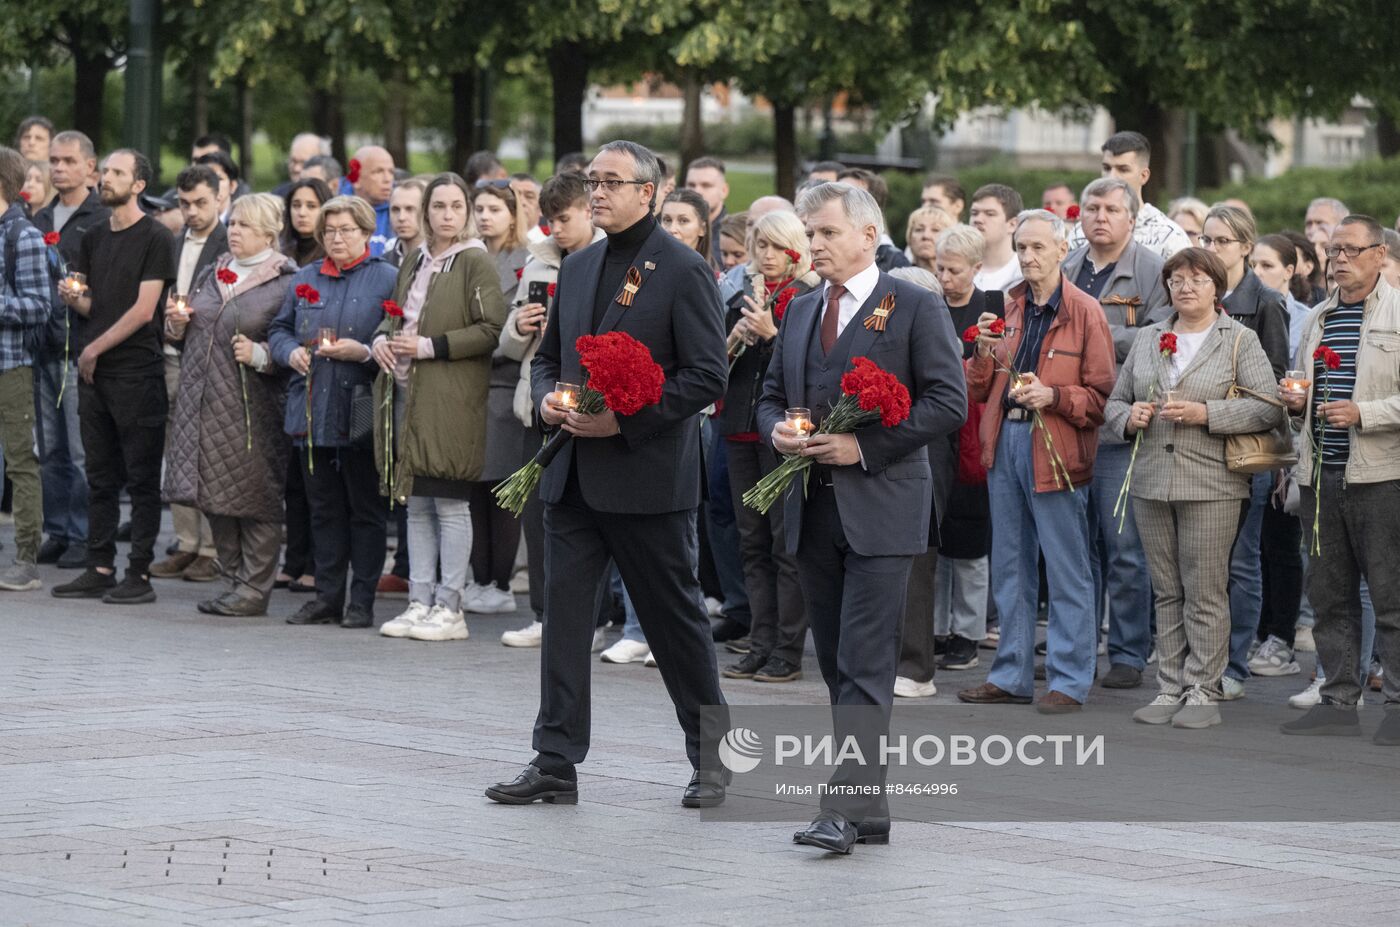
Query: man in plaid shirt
0 145 52 591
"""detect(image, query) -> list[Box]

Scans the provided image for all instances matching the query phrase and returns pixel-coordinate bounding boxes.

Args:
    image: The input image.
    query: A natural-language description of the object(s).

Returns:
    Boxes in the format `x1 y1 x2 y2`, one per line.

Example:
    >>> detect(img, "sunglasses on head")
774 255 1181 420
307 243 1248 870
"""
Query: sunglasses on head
474 178 511 189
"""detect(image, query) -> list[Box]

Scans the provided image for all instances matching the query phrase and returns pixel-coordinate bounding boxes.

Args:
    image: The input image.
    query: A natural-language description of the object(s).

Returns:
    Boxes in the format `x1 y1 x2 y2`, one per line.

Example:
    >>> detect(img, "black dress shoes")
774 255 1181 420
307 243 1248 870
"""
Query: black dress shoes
36 538 67 565
485 765 579 805
793 811 890 853
285 600 341 625
681 769 729 808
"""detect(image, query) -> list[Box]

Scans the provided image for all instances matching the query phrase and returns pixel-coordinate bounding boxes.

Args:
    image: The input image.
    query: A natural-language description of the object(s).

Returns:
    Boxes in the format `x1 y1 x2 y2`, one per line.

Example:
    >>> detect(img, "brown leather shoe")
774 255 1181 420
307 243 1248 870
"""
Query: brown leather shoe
181 556 221 582
957 682 1031 704
1036 690 1083 714
149 551 197 578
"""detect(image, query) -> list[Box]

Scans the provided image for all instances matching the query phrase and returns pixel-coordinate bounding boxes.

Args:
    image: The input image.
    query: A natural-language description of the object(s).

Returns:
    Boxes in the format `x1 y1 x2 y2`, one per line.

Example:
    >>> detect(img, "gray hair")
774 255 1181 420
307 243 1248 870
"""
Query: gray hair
50 130 96 161
935 223 986 264
1081 177 1140 221
1309 196 1349 220
888 265 943 296
595 140 661 191
795 181 885 237
292 132 331 157
1013 208 1068 244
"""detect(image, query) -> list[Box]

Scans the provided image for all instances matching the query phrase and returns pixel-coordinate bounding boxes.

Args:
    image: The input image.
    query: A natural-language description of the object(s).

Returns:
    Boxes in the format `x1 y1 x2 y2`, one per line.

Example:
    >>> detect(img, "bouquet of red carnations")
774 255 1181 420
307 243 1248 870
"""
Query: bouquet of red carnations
742 357 912 514
493 331 666 515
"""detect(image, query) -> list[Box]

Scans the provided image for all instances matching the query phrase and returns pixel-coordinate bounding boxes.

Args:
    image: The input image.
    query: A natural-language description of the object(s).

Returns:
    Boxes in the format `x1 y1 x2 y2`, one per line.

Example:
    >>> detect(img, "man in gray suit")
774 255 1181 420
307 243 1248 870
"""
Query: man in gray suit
1062 177 1168 690
486 141 732 809
757 182 966 853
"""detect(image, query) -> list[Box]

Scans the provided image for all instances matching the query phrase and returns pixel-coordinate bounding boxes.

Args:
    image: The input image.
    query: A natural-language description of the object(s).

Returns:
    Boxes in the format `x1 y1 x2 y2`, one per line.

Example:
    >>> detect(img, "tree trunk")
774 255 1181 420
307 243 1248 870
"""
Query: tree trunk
71 47 109 148
679 72 704 177
384 66 410 169
1108 94 1173 205
1378 109 1400 160
312 85 347 166
450 70 476 173
237 76 254 182
191 57 209 138
548 42 589 162
773 101 797 202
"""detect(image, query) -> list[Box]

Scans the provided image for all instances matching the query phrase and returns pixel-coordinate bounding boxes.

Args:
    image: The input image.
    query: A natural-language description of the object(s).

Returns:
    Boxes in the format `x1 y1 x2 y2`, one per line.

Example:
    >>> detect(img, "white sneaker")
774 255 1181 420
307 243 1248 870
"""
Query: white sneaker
462 582 491 607
509 569 530 594
1249 635 1301 676
1097 639 1107 656
407 605 469 641
644 651 657 668
600 639 651 664
1219 676 1245 700
501 620 543 648
1171 687 1221 729
1133 692 1183 725
703 596 724 617
466 585 516 614
591 626 607 653
893 676 938 698
1290 676 1323 708
1246 638 1262 662
380 601 430 638
1293 625 1316 653
1147 646 1158 665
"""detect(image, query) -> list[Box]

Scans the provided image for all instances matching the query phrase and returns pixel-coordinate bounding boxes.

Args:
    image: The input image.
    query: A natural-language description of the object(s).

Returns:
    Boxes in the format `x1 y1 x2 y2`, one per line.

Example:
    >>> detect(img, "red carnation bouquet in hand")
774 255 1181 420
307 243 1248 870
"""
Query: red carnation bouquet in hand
493 331 666 515
1310 344 1342 554
742 357 912 514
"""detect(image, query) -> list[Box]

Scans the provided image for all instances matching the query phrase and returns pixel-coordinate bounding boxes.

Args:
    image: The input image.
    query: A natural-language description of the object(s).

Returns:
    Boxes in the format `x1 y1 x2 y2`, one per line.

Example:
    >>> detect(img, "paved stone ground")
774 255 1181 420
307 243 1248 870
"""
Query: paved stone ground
2 517 1399 926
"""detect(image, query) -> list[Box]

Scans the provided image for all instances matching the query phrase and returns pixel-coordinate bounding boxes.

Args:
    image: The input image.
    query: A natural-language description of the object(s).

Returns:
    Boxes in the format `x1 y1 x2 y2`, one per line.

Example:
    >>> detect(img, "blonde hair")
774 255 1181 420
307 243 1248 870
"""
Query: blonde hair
1205 204 1258 249
315 195 377 247
472 184 530 250
1168 196 1209 233
747 211 819 286
229 192 284 247
935 223 986 265
905 205 955 242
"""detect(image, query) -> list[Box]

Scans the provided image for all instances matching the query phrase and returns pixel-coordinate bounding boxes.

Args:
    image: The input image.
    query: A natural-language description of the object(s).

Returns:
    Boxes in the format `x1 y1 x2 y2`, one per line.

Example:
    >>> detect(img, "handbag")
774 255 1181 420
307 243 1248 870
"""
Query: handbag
1223 329 1298 474
348 382 375 449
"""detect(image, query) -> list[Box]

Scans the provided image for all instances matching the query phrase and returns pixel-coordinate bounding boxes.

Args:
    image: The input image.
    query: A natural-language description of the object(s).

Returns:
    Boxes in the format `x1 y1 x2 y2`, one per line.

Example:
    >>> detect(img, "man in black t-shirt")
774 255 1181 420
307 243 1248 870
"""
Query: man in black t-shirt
51 149 175 605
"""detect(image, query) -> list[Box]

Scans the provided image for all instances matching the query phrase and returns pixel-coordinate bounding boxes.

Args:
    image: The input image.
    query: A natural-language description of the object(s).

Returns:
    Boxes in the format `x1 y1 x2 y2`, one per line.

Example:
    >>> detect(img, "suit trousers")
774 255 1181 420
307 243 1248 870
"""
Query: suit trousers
533 483 728 772
1301 473 1400 706
797 483 912 820
1133 496 1248 700
726 439 806 664
207 514 281 604
897 548 939 683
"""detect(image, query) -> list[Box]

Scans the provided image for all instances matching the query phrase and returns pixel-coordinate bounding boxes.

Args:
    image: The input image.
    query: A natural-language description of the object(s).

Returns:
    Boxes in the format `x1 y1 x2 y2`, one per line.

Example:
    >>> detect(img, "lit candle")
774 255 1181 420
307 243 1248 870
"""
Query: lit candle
554 381 581 410
172 293 190 317
1282 369 1311 393
786 407 812 442
318 328 337 350
66 272 87 294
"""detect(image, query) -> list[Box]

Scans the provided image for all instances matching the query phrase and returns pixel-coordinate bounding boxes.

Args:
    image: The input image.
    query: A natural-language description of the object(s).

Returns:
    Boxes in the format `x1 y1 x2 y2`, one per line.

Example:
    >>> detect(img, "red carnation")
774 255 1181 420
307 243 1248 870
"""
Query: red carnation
302 285 321 304
989 318 1006 336
1314 345 1341 371
576 331 666 416
515 267 524 280
216 268 239 286
962 324 980 343
547 282 557 298
540 223 552 236
346 158 361 184
840 357 912 428
19 191 30 202
383 299 404 318
773 288 796 321
43 231 60 246
1066 204 1080 221
1159 332 1178 355
783 248 802 264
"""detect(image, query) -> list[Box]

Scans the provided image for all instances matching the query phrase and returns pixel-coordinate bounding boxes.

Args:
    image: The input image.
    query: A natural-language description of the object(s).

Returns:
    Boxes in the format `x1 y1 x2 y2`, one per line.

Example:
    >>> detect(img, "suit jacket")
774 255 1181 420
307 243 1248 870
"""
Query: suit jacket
530 220 727 514
755 269 967 557
175 223 229 291
1061 239 1169 365
1102 312 1285 502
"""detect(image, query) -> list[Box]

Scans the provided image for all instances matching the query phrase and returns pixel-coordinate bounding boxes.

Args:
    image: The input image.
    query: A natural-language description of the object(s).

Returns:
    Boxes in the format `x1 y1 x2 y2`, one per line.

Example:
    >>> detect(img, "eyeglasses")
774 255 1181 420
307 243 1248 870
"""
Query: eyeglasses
322 227 362 240
1197 235 1242 248
584 178 649 193
1324 243 1381 260
1167 276 1214 292
474 178 511 189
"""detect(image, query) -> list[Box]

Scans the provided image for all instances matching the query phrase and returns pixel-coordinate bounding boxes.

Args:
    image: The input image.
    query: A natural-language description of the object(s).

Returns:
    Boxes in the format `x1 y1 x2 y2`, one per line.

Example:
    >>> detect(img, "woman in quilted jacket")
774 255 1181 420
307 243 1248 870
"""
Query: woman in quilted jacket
163 193 297 616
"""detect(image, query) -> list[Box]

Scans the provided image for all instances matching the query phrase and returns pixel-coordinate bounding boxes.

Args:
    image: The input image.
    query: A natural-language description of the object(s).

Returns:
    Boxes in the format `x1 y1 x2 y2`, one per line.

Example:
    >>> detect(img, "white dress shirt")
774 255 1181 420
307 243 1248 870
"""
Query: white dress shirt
822 260 882 336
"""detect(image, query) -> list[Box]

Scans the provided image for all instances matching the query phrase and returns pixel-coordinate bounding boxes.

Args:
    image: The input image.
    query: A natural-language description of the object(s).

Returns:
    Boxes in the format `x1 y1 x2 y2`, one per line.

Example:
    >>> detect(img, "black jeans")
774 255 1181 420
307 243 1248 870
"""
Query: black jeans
468 481 521 591
726 440 806 663
1258 485 1303 646
282 454 314 577
301 445 387 613
79 374 166 574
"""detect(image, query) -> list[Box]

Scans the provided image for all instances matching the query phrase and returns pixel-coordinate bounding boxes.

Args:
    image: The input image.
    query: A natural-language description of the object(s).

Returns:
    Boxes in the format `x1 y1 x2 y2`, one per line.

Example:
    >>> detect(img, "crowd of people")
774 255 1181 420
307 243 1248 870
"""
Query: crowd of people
1 118 1398 750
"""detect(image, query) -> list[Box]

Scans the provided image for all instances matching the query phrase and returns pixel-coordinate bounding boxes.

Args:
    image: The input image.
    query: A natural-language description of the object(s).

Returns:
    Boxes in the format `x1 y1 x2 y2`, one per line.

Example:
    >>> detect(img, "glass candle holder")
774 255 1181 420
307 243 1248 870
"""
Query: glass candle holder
554 381 581 410
171 293 191 317
786 407 813 442
1282 369 1311 393
318 328 338 349
65 271 87 294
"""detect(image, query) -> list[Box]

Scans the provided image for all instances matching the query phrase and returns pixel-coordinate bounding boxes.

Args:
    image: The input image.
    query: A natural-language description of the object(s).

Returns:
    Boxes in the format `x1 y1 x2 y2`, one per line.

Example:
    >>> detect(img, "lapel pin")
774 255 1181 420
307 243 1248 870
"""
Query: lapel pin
863 292 896 332
616 266 643 307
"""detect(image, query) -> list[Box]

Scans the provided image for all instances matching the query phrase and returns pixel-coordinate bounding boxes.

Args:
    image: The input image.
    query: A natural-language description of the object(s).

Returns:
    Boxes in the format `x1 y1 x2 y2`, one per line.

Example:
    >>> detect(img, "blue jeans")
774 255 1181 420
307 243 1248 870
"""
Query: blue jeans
1225 472 1270 680
1088 441 1154 670
987 422 1098 702
705 419 751 626
34 358 87 546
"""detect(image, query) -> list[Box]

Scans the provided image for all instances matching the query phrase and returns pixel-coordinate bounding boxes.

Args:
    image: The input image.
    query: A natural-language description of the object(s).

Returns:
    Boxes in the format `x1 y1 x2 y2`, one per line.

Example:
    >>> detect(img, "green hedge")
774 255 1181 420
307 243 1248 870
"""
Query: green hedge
1201 158 1400 235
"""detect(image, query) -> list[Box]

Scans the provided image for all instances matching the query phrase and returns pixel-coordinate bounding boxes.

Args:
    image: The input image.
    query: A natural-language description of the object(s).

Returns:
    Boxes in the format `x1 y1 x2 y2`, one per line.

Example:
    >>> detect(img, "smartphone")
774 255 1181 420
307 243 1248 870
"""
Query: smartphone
528 280 551 306
984 289 1005 320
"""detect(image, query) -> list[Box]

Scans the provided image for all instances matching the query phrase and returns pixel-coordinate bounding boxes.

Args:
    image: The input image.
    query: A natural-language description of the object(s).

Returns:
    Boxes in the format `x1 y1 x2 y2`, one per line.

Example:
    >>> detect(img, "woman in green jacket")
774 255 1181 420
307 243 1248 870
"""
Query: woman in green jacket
370 173 507 642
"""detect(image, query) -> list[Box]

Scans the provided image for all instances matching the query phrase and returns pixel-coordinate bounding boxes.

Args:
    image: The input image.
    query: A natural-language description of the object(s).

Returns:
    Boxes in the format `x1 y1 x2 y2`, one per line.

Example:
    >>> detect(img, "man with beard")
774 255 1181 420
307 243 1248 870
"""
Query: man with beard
52 149 175 605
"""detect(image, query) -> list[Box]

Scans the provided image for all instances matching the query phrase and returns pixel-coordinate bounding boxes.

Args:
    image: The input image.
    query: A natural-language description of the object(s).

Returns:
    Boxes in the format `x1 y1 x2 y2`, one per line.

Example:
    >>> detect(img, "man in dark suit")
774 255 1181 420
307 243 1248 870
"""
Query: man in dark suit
756 182 966 853
487 141 731 809
149 164 227 582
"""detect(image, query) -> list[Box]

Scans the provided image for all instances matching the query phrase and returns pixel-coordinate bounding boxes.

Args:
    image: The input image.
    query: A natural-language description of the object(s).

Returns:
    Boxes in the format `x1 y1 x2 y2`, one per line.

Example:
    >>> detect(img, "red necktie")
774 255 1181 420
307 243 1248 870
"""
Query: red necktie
821 284 846 355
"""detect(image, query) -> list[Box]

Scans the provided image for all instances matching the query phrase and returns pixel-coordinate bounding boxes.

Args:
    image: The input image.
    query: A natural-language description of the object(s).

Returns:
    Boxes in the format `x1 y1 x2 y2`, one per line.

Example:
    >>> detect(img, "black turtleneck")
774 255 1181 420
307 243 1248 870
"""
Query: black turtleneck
593 212 655 332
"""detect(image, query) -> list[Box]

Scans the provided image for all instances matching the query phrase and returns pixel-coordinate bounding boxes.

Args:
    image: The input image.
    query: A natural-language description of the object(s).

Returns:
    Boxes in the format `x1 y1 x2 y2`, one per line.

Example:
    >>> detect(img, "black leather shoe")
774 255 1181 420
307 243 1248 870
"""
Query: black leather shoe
484 765 579 805
793 810 858 853
711 616 748 642
340 604 373 628
56 546 88 569
1100 663 1143 689
36 538 67 565
286 600 341 625
681 769 730 808
855 818 891 845
722 651 768 679
202 592 267 617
